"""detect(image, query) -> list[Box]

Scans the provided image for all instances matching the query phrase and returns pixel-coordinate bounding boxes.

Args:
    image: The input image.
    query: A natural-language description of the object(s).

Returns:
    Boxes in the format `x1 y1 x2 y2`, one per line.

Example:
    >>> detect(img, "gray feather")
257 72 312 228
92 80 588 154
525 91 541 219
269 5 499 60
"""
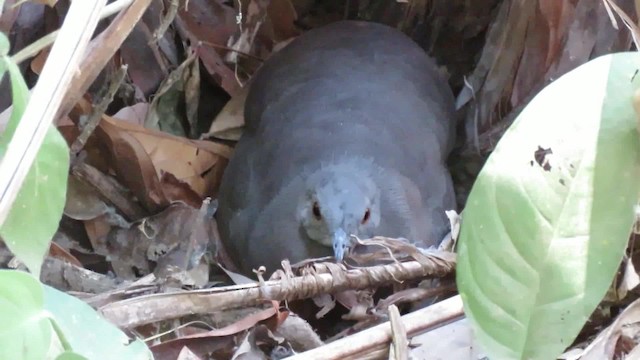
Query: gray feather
216 20 457 275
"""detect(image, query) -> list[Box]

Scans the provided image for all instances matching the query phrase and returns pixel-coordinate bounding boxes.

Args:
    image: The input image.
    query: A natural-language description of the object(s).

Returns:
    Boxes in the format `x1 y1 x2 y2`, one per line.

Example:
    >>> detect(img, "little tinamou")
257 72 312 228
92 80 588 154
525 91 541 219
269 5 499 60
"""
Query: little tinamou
216 20 457 275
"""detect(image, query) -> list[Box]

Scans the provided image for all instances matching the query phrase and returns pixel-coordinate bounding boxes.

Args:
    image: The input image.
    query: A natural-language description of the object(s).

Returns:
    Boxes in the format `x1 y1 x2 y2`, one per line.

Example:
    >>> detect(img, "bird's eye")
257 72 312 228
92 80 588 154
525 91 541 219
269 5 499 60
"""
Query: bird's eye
362 208 371 224
312 202 322 220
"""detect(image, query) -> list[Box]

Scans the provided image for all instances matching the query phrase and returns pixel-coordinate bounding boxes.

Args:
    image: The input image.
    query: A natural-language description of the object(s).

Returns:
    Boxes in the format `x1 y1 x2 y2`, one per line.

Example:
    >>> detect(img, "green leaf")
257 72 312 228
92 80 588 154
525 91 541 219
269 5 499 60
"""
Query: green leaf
0 270 53 360
0 55 70 276
43 284 153 360
456 51 640 359
56 352 89 360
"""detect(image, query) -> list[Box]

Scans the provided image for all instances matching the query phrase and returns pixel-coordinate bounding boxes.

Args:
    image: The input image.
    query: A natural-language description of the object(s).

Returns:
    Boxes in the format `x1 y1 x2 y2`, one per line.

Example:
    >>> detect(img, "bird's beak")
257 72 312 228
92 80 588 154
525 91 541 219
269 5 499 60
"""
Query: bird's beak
332 228 349 261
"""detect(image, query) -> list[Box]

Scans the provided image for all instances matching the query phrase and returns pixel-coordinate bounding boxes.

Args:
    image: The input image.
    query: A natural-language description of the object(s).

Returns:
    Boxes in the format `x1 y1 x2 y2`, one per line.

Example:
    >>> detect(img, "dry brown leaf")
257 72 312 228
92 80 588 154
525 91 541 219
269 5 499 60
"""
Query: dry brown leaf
144 48 198 136
266 0 301 41
158 172 204 208
66 96 232 211
337 289 374 321
205 82 249 141
149 335 234 360
176 347 201 360
112 102 149 126
581 297 640 359
232 323 291 360
97 117 169 212
153 200 214 284
509 4 552 106
103 116 231 193
105 202 214 279
119 1 169 95
174 0 239 95
55 0 154 121
617 255 640 300
63 174 111 221
226 0 271 64
48 242 82 267
538 0 575 68
149 305 283 359
83 214 112 255
184 49 201 139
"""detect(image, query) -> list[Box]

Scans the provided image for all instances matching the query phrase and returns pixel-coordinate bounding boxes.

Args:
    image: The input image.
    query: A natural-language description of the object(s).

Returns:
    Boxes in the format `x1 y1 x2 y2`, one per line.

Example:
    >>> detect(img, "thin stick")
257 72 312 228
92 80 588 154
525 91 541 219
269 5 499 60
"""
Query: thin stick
287 295 464 360
388 304 409 360
69 65 127 157
98 252 456 328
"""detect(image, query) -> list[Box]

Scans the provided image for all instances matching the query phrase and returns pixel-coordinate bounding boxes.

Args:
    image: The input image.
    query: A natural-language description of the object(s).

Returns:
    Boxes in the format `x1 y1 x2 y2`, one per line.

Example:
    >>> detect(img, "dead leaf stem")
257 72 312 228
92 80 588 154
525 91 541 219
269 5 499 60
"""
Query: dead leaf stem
98 251 456 328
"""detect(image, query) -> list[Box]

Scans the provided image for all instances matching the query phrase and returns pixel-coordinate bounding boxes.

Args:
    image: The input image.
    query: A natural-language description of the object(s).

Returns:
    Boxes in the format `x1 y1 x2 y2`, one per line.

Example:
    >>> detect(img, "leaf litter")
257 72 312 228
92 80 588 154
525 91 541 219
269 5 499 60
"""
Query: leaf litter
0 0 640 359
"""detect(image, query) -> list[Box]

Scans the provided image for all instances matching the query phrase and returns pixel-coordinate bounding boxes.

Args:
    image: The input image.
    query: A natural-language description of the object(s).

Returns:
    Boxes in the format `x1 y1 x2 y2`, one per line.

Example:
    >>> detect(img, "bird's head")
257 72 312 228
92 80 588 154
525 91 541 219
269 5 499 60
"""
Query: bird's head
297 169 381 261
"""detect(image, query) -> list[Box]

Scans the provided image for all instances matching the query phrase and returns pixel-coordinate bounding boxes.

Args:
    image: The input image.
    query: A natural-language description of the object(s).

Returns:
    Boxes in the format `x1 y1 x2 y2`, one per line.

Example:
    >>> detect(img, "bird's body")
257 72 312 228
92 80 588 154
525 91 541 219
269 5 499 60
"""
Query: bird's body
216 20 457 275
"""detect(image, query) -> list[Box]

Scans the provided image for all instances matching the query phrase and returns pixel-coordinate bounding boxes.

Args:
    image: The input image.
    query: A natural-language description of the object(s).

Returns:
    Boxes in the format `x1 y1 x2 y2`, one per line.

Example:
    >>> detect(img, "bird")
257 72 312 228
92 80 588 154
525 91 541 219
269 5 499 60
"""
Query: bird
216 20 457 276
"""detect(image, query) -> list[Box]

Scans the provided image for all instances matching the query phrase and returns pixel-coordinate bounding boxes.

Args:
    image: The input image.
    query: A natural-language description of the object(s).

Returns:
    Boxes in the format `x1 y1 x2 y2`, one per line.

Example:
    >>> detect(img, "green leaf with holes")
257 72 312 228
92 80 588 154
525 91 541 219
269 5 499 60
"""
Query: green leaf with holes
457 51 640 360
0 54 69 276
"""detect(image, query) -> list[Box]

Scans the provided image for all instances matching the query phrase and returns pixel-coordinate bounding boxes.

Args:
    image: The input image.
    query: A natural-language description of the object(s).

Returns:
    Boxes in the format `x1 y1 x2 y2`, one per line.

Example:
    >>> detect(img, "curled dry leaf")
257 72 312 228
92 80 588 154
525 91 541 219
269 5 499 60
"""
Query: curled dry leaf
616 255 640 300
205 81 249 141
461 0 634 152
105 201 216 281
136 303 286 360
144 48 199 137
84 214 115 255
232 324 293 360
154 199 215 285
580 297 640 359
112 102 149 127
119 0 170 96
47 242 82 267
73 101 232 211
226 0 271 64
174 0 239 95
266 0 300 42
63 173 111 221
338 289 375 321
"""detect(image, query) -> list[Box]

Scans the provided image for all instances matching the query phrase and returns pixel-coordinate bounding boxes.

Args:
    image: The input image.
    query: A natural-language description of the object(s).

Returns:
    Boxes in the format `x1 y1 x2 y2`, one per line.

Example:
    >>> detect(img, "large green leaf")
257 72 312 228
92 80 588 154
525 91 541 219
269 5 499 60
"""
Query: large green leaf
0 270 52 360
457 51 640 359
0 53 69 276
43 284 153 360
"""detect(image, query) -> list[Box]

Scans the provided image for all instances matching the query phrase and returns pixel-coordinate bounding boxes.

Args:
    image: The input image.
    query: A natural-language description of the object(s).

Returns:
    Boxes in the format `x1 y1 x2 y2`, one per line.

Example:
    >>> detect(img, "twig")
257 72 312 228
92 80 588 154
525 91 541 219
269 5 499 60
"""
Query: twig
41 256 124 294
70 65 127 157
388 304 409 360
151 0 179 43
54 0 154 123
201 40 264 62
286 295 464 360
0 0 106 229
71 162 147 221
98 251 456 328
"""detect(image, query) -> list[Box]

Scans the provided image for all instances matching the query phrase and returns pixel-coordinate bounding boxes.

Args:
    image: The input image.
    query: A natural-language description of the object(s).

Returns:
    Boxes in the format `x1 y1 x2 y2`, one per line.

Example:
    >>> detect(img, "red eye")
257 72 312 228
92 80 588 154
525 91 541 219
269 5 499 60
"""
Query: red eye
362 208 371 224
312 202 322 220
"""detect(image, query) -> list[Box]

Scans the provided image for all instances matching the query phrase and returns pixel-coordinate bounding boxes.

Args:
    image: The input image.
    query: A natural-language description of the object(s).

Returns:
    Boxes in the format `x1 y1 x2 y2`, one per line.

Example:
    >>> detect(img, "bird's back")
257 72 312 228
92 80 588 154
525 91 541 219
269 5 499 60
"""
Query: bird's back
217 20 457 273
245 20 455 195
